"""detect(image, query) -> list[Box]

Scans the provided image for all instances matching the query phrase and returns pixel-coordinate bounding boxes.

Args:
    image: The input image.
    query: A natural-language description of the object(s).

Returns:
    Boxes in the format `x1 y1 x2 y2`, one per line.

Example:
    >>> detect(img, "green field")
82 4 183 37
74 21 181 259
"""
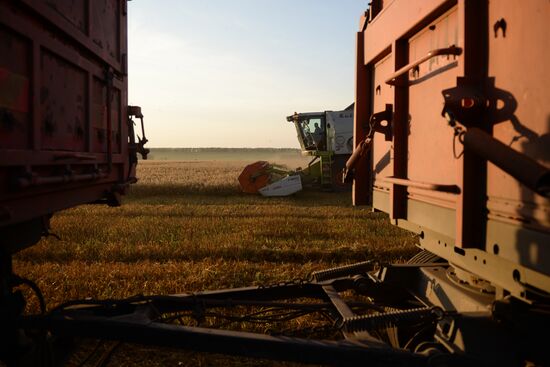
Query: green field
13 152 420 366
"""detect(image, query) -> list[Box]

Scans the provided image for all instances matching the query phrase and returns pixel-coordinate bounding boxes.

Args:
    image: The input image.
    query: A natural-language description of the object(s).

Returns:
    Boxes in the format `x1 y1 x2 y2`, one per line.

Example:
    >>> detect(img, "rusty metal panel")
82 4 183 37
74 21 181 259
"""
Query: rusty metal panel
40 50 87 151
92 78 122 154
19 0 125 73
360 1 465 242
90 0 120 61
407 9 459 192
363 0 454 64
352 32 372 206
0 25 31 150
486 0 550 230
371 54 393 192
42 0 87 33
0 0 132 246
355 0 550 298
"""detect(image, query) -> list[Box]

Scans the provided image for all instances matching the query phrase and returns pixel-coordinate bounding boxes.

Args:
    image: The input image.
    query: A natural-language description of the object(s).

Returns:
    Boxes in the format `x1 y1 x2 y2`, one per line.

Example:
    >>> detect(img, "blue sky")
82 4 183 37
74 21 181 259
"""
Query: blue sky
128 1 367 148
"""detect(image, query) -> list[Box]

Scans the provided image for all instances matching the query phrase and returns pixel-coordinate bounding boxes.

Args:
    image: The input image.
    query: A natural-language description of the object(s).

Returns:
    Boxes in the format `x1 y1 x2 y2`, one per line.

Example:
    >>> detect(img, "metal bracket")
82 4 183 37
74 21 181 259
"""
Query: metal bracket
342 105 392 183
370 104 393 141
128 106 149 160
441 77 486 128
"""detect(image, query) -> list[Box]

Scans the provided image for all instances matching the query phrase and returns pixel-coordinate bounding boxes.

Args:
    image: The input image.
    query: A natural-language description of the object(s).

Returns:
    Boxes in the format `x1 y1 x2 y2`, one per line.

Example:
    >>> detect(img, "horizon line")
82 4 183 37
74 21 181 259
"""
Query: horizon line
147 147 302 150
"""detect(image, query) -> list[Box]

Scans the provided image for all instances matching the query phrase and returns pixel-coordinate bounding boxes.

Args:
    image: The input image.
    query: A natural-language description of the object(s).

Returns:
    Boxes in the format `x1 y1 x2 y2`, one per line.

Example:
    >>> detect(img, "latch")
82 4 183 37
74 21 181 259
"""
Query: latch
368 104 393 141
441 77 486 127
342 104 393 183
441 78 549 198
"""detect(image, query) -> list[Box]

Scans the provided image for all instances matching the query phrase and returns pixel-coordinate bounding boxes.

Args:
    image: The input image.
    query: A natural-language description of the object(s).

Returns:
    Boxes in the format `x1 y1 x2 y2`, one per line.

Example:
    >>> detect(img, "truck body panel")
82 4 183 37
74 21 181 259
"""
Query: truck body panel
0 0 135 251
353 0 550 299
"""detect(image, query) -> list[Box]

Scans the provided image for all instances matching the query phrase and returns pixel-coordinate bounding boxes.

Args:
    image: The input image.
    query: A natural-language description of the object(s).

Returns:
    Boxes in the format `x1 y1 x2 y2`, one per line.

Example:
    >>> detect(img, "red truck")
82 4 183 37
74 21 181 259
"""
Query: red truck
0 0 147 254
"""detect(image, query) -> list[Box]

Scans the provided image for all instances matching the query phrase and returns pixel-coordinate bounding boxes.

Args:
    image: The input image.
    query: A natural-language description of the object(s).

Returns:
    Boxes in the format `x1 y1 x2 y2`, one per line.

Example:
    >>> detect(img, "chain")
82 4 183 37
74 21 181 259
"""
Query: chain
310 261 374 282
342 306 444 333
258 277 311 289
269 322 340 338
364 113 376 140
452 127 465 159
444 110 466 159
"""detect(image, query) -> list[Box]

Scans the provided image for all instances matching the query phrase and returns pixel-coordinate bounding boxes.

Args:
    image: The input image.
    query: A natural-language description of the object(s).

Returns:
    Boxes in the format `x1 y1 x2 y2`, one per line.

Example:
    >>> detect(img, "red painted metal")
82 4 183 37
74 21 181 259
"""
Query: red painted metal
0 0 137 252
351 29 372 206
238 161 272 194
353 0 550 297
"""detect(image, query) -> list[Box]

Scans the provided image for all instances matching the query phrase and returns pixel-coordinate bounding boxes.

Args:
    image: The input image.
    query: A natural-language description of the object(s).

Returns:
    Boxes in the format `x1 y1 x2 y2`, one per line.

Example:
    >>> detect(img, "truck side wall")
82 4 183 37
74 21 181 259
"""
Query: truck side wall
0 0 133 249
354 0 550 300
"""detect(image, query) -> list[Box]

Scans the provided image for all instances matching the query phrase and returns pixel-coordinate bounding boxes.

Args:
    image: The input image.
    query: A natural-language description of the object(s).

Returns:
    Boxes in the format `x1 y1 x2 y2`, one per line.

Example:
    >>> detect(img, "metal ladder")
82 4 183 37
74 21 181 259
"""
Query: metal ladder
319 152 333 190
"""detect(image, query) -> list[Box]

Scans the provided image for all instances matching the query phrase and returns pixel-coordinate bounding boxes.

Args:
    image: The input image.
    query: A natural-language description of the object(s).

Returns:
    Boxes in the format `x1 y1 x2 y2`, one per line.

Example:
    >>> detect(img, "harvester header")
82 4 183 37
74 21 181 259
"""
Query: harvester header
238 161 302 197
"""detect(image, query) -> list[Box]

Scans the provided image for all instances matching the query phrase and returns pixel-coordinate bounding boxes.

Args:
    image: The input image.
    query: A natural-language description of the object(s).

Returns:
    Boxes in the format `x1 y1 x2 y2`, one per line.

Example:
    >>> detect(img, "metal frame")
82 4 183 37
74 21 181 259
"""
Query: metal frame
4 251 545 365
0 0 133 236
0 252 451 365
351 0 550 301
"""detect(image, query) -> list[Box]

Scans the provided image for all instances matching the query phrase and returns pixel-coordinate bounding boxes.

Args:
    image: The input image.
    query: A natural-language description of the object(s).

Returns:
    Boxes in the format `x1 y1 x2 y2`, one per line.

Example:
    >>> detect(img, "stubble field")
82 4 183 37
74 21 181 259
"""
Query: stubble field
13 152 420 366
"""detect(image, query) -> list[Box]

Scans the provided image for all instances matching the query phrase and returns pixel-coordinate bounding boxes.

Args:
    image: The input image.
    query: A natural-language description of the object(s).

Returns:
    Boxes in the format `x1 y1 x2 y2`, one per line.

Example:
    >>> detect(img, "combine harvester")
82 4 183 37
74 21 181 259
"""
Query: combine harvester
287 104 354 191
238 104 354 196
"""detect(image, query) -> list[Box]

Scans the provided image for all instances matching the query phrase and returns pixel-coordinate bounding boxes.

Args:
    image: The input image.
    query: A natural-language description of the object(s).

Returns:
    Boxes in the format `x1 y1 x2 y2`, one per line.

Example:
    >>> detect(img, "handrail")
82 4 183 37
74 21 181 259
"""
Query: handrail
385 46 462 85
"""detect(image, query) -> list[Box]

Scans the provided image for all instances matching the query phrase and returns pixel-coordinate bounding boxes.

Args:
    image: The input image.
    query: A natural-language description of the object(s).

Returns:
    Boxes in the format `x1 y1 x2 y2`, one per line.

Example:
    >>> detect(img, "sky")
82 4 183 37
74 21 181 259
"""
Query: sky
128 1 368 148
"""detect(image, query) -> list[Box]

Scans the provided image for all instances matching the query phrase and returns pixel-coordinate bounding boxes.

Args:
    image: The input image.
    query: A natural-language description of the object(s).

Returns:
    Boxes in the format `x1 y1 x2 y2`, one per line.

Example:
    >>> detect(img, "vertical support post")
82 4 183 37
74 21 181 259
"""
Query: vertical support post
389 39 409 220
87 73 93 152
86 0 91 37
31 41 40 151
120 0 129 177
353 30 372 206
86 1 93 154
456 0 489 248
0 251 12 300
105 69 113 171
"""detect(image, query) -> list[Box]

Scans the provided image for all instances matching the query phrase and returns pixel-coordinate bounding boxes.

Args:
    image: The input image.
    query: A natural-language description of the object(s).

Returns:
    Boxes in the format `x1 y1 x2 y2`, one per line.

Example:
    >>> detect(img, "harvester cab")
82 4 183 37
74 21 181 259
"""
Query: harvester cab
287 104 354 190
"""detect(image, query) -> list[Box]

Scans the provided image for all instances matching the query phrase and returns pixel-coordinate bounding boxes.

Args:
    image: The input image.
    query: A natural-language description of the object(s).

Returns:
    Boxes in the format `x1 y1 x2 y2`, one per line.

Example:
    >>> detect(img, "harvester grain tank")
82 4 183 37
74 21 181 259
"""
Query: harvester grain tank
287 104 354 190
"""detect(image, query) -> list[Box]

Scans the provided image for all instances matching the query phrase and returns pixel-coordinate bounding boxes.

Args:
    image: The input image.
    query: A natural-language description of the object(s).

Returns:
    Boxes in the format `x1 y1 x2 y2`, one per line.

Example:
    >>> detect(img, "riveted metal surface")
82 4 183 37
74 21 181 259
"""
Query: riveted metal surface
0 25 31 150
485 0 550 232
407 9 459 187
0 0 132 249
19 0 125 73
354 0 550 297
40 50 87 152
371 54 393 192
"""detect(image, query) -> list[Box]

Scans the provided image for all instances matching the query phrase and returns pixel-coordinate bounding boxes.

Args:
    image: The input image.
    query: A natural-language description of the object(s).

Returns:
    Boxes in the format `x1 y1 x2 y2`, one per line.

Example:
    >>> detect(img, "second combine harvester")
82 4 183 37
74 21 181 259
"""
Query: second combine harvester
238 104 354 196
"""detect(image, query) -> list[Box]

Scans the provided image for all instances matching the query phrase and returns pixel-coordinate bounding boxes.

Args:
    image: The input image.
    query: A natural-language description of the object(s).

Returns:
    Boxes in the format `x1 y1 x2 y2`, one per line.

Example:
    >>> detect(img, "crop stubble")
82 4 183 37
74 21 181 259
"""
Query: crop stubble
13 159 419 366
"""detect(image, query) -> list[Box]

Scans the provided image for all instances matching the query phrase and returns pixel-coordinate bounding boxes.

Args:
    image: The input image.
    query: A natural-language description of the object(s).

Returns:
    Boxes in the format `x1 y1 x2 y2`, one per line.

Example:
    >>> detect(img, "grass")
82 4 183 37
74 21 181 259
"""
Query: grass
12 157 420 366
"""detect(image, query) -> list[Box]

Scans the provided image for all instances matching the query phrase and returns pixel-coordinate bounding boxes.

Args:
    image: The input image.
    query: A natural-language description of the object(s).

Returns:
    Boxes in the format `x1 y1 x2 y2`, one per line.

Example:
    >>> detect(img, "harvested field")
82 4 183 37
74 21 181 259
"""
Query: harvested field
13 156 420 366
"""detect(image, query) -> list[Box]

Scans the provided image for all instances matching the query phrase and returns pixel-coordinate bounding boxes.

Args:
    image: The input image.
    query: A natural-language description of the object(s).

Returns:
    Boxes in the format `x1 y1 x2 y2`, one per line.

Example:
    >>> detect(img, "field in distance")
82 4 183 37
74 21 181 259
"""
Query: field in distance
13 152 420 366
146 147 311 166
